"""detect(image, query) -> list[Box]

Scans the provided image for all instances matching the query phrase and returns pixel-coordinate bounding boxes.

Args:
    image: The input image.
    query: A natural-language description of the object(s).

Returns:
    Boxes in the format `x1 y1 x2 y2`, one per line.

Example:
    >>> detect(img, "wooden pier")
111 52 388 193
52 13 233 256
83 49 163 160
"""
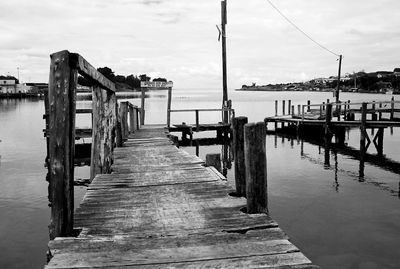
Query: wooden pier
46 126 317 268
44 51 317 268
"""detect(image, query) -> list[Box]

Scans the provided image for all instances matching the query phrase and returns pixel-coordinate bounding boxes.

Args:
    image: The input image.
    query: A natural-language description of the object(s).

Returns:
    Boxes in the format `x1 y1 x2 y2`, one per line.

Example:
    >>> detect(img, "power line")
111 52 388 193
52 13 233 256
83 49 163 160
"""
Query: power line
266 0 340 57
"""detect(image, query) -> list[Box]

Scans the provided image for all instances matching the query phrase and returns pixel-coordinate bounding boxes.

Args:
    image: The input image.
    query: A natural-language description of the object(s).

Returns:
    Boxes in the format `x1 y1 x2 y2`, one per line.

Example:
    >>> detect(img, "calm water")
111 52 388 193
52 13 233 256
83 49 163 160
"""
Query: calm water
0 90 399 268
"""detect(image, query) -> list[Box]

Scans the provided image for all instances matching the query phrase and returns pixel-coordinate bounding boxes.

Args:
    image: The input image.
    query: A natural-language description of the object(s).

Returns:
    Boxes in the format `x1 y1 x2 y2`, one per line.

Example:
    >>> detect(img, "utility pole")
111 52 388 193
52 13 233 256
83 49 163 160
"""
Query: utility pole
221 0 228 123
335 55 342 103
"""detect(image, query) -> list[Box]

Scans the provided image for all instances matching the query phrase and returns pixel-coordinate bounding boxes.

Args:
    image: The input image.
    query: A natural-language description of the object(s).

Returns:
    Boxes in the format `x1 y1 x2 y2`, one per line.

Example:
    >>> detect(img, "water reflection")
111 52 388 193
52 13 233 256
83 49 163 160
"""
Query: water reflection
274 133 400 197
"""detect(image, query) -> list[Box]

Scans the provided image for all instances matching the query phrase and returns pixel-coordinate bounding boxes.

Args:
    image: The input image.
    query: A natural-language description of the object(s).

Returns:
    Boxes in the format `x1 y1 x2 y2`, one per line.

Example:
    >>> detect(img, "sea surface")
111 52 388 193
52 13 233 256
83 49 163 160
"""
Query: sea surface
0 89 399 268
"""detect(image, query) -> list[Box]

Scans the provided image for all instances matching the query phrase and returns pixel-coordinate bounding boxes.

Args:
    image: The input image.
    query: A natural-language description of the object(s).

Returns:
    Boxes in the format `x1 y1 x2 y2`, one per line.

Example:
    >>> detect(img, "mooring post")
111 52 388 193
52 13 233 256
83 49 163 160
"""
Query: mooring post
48 50 77 239
359 103 367 178
232 116 248 196
275 100 278 116
244 122 268 214
291 105 295 117
325 103 333 143
167 87 172 127
141 88 145 125
297 104 301 116
378 102 382 120
307 100 311 112
206 153 221 173
390 97 395 120
288 100 292 115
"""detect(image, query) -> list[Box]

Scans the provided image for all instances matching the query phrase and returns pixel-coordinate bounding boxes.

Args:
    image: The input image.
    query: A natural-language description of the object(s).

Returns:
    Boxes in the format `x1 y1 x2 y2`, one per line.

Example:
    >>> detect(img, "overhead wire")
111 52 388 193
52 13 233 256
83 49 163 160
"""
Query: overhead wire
266 0 340 57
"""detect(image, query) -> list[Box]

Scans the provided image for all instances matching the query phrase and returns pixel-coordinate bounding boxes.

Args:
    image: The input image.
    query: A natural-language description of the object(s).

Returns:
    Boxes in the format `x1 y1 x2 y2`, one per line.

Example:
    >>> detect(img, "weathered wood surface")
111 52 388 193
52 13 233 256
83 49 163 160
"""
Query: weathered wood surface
46 126 316 268
48 50 77 239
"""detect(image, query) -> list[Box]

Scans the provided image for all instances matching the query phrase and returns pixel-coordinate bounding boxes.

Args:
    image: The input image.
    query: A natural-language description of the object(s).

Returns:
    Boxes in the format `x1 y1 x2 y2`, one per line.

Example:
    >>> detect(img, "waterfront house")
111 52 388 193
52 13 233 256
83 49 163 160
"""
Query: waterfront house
0 76 17 94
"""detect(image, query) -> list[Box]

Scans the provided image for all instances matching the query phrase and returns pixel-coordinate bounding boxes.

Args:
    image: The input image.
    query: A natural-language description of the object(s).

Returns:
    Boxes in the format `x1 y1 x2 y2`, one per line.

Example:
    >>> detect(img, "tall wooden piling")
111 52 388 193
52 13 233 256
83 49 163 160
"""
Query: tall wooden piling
232 116 248 196
282 100 286 115
325 103 333 142
288 100 291 115
307 100 311 112
359 103 367 178
167 87 172 127
275 100 278 116
244 122 268 214
141 88 145 125
48 50 77 239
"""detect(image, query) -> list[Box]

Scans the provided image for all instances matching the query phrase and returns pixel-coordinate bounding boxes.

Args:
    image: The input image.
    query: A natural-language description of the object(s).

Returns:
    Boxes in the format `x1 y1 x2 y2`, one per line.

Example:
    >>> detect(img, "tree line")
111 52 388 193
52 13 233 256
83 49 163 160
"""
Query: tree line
78 66 167 90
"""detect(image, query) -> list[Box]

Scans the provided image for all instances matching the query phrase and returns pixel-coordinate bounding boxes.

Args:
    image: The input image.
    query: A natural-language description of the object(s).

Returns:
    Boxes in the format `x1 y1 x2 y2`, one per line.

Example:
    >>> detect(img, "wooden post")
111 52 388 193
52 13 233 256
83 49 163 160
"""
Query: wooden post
390 97 394 120
336 55 342 103
91 87 116 180
379 102 382 120
297 104 301 116
325 103 333 143
359 103 367 178
141 88 145 125
120 101 129 139
48 50 77 239
128 104 135 133
167 87 172 127
307 100 311 112
206 153 221 173
291 105 295 116
116 102 123 147
232 116 248 196
282 100 286 115
377 128 384 156
221 0 228 123
288 100 291 115
275 100 278 116
195 110 199 132
244 122 268 214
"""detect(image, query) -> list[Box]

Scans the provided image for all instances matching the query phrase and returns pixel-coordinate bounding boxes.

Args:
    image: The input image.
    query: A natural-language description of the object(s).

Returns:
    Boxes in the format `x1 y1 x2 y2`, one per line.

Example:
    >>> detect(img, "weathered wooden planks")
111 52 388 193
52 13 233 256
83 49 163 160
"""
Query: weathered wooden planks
46 126 317 268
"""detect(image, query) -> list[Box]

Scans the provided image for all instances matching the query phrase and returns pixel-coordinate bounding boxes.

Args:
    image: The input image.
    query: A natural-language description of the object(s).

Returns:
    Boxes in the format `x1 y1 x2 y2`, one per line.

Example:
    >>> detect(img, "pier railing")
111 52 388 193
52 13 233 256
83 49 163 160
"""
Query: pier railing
167 108 235 129
300 99 400 122
46 50 140 239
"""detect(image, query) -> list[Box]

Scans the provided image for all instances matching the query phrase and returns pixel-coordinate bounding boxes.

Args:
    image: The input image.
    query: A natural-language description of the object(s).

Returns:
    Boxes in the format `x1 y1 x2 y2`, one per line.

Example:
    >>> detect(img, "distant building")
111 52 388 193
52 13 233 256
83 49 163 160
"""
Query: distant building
394 68 400 77
0 77 17 93
141 81 173 88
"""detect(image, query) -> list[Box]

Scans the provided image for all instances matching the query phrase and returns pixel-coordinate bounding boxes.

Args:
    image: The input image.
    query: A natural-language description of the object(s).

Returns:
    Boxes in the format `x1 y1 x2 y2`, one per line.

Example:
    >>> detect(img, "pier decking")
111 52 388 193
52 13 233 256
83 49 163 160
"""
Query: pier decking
46 126 317 268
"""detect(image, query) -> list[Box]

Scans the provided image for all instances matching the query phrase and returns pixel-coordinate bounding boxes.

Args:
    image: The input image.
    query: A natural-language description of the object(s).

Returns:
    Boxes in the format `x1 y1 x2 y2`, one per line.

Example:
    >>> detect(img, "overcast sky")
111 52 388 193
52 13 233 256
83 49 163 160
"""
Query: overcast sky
1 0 400 89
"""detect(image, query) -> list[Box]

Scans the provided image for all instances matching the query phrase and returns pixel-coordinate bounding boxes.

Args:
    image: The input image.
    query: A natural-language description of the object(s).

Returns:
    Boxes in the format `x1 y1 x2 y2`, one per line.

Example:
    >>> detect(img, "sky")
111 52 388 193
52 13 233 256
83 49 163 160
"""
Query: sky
1 0 400 89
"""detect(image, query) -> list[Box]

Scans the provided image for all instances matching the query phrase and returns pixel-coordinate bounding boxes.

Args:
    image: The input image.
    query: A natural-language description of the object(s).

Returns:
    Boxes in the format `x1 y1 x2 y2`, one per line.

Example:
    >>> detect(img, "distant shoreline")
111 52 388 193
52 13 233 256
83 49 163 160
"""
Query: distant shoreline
235 87 399 94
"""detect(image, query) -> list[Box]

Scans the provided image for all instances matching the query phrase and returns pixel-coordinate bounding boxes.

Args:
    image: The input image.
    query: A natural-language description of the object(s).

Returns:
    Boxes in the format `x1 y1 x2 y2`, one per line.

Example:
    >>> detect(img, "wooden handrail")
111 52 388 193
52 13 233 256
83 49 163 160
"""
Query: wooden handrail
47 50 119 240
167 108 235 128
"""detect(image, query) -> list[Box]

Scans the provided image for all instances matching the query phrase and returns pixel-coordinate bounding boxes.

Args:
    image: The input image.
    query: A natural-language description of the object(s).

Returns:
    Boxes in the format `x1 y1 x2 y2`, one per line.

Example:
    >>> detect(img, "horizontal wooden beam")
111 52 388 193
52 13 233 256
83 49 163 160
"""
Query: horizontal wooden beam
68 52 116 92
